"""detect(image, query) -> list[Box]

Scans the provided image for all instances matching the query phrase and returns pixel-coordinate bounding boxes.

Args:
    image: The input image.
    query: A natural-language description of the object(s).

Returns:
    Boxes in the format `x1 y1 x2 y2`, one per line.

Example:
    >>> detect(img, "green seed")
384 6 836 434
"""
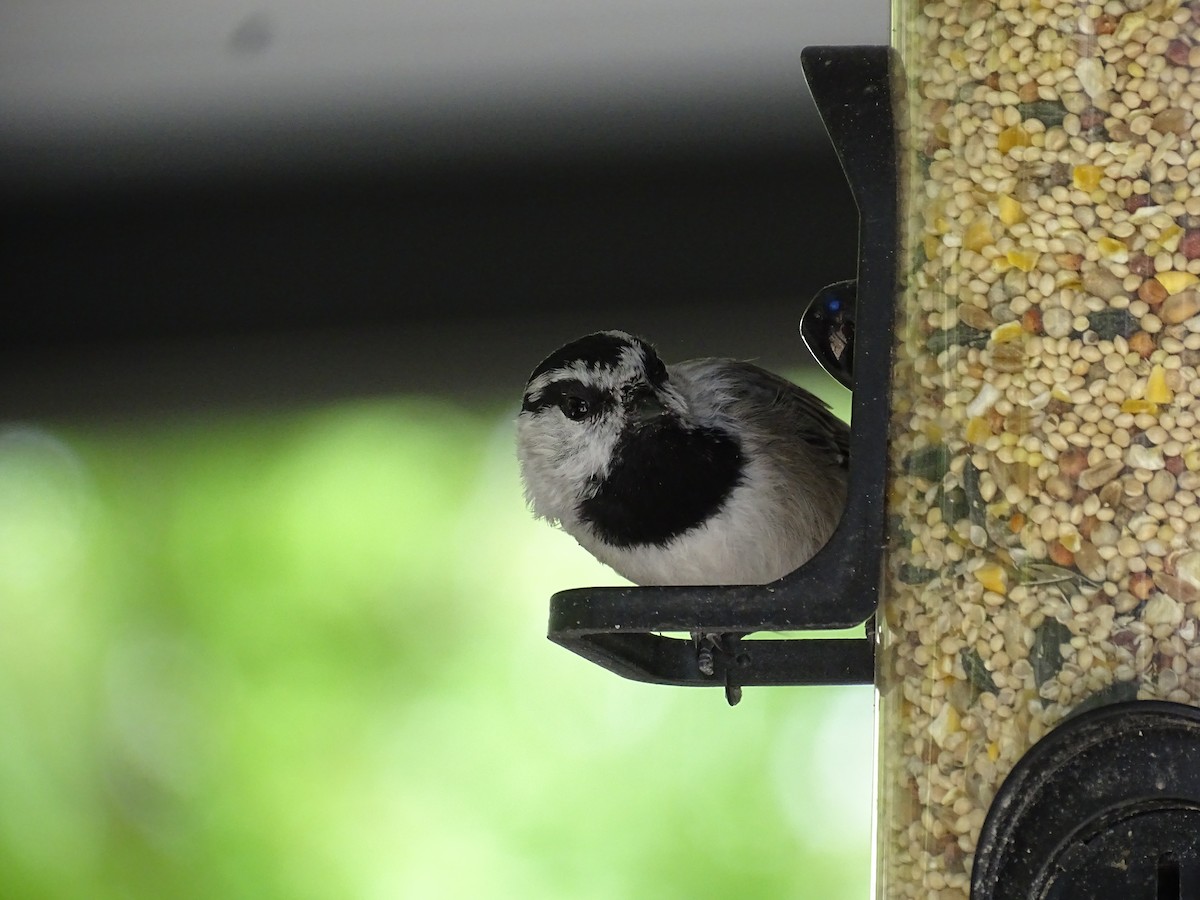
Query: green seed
1017 99 1068 128
1030 619 1073 688
927 323 989 355
940 485 970 525
962 459 987 529
905 444 951 482
897 563 938 585
1086 308 1136 341
962 647 998 697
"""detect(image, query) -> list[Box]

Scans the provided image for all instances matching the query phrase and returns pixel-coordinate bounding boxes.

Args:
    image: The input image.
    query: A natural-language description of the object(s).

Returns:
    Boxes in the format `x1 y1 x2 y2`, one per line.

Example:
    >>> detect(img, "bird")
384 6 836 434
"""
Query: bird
516 330 849 586
800 279 856 391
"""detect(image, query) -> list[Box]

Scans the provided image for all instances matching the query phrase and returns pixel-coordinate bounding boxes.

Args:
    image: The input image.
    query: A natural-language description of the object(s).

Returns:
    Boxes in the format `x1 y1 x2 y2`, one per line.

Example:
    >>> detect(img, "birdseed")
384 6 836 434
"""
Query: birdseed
881 0 1200 896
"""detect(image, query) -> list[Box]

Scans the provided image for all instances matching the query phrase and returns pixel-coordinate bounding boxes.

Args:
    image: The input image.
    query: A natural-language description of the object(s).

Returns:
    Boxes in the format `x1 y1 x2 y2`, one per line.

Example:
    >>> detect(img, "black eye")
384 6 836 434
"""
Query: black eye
562 396 591 421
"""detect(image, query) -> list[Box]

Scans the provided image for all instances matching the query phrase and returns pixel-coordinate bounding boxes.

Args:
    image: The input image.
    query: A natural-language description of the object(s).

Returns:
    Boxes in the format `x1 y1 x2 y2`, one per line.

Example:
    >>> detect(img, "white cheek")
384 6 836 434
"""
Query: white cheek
516 411 621 523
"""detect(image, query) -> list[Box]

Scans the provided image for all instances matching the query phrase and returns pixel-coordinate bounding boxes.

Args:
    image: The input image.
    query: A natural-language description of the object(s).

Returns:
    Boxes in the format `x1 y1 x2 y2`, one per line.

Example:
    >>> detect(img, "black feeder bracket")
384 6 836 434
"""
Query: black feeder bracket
546 46 898 703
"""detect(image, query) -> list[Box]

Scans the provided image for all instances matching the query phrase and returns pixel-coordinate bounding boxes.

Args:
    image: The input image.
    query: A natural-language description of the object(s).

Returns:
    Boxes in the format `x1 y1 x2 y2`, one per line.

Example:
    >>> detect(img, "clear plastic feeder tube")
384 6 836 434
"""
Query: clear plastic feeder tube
879 0 1200 896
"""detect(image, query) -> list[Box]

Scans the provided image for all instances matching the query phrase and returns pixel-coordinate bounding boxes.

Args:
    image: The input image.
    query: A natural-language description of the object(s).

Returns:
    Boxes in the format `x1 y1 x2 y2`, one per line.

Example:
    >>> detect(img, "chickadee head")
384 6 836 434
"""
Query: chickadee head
516 330 693 527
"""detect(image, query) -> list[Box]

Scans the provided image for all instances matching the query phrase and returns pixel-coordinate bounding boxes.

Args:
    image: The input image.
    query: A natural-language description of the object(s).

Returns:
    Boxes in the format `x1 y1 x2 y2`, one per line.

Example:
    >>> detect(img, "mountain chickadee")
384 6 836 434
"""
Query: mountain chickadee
516 330 849 586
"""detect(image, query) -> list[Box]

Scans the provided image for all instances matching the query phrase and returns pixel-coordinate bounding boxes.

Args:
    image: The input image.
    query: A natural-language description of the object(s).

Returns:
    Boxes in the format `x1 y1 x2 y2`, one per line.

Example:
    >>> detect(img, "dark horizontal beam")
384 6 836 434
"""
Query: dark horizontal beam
1 151 856 352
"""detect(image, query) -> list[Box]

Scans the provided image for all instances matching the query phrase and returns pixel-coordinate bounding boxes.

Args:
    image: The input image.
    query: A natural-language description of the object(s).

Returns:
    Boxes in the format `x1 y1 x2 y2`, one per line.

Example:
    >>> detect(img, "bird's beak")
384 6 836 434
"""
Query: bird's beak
626 386 670 426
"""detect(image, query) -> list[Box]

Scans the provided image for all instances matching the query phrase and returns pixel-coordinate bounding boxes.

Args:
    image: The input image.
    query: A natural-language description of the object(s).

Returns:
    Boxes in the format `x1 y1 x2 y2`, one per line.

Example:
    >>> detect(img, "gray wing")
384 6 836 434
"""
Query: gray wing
673 358 849 467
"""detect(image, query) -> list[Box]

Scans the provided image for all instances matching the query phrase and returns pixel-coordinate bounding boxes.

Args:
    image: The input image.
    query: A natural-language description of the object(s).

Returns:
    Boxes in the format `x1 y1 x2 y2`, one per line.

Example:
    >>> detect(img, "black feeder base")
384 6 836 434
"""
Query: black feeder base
971 700 1200 899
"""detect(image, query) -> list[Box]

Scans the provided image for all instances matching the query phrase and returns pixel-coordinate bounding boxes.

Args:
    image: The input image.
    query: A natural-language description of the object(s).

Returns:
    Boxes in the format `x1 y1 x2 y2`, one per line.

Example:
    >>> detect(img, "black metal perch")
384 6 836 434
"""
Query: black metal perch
546 46 898 700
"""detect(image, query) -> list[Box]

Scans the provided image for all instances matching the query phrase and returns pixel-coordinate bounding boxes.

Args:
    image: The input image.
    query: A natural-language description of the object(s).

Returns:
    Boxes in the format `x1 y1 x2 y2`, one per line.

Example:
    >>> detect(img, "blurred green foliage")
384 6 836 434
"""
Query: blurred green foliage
0 393 870 900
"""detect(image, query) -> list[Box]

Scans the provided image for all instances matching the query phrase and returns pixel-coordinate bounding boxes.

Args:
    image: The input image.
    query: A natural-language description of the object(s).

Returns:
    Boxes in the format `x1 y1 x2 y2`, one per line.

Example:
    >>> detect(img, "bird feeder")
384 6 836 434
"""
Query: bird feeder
884 0 1200 895
547 1 1200 894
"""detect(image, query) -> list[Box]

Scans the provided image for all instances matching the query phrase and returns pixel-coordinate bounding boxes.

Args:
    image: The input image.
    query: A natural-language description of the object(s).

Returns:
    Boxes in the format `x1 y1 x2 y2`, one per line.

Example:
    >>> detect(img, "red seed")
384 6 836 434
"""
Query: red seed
1079 108 1106 131
1128 252 1156 277
1130 572 1154 600
1126 194 1151 214
1181 229 1200 260
1139 278 1169 307
1058 448 1089 479
1167 38 1192 67
1049 540 1075 567
1129 331 1156 358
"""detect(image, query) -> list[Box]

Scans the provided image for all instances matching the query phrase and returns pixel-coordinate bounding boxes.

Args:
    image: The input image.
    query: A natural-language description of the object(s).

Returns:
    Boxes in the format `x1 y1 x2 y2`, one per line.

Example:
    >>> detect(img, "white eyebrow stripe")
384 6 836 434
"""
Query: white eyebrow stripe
525 350 650 404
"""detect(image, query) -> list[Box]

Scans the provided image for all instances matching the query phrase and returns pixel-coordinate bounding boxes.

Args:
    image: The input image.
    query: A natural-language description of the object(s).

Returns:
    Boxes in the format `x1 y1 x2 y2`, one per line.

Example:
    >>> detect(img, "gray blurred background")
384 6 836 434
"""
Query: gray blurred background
1 0 888 418
0 7 891 897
